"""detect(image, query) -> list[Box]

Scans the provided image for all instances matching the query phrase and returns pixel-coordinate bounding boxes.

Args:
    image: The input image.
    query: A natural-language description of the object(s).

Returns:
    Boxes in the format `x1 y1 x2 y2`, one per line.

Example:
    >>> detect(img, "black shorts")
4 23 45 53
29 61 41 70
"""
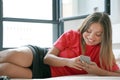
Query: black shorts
26 45 51 79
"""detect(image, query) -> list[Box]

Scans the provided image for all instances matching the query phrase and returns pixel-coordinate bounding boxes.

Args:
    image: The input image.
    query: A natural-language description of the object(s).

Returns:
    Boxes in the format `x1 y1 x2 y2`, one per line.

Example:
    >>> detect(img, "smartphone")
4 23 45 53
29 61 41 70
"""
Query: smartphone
80 55 91 64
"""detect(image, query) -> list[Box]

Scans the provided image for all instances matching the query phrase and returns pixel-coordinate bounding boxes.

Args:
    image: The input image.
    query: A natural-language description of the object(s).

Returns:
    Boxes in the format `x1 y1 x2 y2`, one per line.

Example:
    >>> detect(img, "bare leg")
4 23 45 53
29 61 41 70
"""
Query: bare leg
0 46 33 78
0 46 33 67
0 63 32 78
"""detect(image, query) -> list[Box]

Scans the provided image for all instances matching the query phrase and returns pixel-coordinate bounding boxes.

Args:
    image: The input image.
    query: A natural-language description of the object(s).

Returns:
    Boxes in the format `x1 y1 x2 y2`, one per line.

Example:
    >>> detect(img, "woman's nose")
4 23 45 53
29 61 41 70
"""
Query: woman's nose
89 33 95 39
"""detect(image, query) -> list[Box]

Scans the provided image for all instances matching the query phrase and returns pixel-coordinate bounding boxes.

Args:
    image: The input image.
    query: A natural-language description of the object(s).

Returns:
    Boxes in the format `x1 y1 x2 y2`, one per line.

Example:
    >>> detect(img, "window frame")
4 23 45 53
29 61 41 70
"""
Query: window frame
60 0 110 21
0 0 110 50
0 0 64 50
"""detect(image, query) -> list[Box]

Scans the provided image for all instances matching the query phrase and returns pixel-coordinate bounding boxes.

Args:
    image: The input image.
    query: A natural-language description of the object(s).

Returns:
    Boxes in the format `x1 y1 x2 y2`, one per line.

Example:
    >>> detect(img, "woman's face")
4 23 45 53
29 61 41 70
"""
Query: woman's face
83 23 103 46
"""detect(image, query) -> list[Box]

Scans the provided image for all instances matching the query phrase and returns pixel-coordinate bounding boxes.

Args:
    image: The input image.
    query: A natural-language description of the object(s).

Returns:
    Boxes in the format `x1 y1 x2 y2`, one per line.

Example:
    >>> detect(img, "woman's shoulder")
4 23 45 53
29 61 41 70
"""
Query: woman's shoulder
65 29 80 35
63 29 80 39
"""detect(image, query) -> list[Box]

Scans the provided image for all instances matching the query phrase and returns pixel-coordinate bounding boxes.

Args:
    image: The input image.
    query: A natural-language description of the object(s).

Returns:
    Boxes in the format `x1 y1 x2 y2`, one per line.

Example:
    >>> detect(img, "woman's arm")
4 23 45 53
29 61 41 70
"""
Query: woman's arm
44 47 83 70
81 62 120 76
44 47 69 67
98 69 120 76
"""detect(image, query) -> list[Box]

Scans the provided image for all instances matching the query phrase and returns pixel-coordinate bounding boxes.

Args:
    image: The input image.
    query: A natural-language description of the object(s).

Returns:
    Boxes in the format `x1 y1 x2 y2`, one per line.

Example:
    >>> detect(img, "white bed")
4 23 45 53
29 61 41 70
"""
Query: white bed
12 75 120 80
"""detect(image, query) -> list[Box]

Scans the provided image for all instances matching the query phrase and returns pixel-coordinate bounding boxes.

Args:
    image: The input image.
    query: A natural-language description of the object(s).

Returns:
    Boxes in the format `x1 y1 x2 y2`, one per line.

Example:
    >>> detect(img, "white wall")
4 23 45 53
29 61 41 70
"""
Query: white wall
110 0 120 24
110 0 120 48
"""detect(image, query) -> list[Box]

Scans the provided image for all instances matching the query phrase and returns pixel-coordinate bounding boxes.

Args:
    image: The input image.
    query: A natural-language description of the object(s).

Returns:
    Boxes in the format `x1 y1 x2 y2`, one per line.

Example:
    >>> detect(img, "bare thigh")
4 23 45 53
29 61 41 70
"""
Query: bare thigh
0 63 32 78
0 46 33 67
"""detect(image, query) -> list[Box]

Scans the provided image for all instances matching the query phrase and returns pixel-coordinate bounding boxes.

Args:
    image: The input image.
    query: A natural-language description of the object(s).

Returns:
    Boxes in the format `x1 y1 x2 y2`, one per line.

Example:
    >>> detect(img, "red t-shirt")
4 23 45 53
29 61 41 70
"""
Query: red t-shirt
50 30 119 77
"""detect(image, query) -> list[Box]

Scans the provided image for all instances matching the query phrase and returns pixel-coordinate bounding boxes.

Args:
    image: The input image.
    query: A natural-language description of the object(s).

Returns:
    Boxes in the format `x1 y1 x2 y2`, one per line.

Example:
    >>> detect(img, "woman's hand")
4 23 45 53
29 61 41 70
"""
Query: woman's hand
80 61 101 75
66 56 83 70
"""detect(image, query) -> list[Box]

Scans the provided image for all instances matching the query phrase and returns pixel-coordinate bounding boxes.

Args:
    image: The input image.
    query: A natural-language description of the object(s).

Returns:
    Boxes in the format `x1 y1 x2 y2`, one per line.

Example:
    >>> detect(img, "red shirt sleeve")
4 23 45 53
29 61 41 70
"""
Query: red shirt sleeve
53 30 78 51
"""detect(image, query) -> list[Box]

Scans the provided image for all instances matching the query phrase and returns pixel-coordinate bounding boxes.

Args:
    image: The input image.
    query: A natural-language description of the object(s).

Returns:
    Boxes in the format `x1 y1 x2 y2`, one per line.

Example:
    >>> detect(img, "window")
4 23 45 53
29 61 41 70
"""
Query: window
62 0 109 18
3 0 52 20
3 21 53 48
61 0 110 31
0 0 110 49
0 0 60 49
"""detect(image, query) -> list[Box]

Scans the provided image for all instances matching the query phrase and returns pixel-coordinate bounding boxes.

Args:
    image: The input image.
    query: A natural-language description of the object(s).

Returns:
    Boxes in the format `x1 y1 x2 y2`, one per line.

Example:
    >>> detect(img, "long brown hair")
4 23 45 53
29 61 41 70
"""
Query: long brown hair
78 12 116 70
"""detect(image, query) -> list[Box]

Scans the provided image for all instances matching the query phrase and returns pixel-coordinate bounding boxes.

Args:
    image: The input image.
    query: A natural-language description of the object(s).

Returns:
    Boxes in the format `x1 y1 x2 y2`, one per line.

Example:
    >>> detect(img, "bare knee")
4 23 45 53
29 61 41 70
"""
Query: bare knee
0 63 32 78
0 47 33 67
0 63 11 75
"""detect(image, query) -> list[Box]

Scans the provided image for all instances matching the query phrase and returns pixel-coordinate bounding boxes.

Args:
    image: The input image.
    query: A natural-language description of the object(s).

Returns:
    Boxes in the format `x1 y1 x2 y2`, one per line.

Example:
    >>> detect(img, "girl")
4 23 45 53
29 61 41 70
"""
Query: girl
0 12 120 79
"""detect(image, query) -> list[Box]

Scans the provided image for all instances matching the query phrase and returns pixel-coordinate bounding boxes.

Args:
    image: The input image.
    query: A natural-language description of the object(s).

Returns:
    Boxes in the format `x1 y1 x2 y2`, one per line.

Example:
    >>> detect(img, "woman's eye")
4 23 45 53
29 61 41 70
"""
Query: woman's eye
96 34 102 37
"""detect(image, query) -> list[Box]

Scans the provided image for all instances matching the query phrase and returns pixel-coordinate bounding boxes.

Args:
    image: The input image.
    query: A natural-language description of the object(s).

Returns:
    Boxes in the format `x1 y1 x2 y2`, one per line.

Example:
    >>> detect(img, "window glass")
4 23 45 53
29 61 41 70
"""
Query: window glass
3 0 52 20
62 0 105 18
3 21 53 48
